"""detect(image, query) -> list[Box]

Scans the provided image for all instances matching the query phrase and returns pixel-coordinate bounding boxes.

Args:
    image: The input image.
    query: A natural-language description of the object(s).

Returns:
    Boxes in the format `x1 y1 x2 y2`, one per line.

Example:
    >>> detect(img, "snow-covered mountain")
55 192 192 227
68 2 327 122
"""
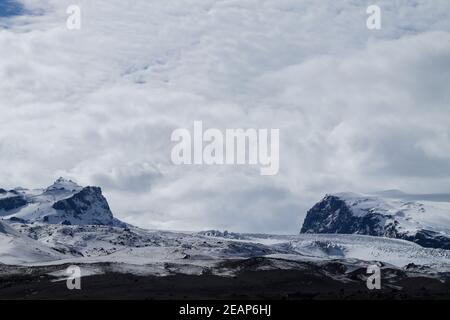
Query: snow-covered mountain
301 192 450 250
1 181 450 283
0 178 124 227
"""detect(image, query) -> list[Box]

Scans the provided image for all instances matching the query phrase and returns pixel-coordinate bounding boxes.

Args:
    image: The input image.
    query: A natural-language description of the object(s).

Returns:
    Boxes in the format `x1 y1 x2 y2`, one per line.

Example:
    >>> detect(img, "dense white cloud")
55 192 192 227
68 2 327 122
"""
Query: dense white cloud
0 0 449 233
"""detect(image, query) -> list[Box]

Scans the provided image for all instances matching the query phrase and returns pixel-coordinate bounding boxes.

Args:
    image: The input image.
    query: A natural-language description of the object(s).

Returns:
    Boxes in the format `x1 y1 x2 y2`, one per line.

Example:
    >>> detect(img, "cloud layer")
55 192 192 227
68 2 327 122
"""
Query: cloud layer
1 0 450 233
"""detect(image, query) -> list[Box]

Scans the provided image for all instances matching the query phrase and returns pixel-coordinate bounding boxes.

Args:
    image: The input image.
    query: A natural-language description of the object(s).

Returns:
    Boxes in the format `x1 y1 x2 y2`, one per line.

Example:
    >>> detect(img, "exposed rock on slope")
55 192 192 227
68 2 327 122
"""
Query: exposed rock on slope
0 178 124 226
301 193 450 250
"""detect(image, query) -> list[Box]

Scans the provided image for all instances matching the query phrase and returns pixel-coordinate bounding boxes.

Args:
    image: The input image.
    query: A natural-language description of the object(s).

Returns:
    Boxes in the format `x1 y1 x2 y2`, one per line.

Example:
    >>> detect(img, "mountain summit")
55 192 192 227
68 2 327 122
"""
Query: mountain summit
44 177 82 193
0 178 124 226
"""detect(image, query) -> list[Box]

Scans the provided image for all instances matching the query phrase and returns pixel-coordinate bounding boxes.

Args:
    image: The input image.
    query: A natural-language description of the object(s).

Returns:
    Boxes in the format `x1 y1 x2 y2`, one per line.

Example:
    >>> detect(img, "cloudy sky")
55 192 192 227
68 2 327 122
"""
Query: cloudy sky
1 0 449 233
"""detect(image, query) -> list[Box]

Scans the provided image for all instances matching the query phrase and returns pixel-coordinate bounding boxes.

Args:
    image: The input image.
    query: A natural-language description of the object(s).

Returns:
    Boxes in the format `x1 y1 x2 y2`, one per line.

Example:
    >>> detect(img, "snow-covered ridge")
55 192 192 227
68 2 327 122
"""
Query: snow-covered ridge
2 221 449 275
301 192 450 250
0 178 124 227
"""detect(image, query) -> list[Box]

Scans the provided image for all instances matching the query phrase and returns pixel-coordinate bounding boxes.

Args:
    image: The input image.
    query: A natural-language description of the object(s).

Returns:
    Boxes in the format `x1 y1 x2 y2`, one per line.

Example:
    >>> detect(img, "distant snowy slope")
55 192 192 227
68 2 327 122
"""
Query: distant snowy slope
301 192 450 249
0 220 64 264
273 234 450 269
202 232 450 270
4 222 449 273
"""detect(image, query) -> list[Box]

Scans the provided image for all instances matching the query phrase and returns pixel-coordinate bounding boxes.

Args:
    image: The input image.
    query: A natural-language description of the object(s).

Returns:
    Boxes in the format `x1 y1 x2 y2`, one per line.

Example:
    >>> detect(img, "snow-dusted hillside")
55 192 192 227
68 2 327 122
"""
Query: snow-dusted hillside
0 221 64 264
0 220 448 277
0 178 124 226
301 192 450 250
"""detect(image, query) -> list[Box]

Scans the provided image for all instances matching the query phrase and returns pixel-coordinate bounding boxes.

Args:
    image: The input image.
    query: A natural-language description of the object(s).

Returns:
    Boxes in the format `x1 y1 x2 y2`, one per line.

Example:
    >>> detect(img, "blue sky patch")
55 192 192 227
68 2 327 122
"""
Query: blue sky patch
0 0 23 18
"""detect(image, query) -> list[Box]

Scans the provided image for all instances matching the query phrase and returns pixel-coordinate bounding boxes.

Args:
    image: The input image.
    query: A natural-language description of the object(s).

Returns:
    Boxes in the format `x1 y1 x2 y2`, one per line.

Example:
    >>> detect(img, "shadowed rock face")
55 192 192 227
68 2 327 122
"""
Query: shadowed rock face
0 195 27 213
49 186 116 226
401 230 450 250
301 196 390 236
301 195 450 250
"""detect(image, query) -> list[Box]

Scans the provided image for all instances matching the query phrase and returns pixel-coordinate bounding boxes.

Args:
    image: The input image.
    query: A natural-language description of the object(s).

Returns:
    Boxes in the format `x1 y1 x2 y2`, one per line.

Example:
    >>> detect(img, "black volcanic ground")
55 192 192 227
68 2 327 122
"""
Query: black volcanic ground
1 259 449 300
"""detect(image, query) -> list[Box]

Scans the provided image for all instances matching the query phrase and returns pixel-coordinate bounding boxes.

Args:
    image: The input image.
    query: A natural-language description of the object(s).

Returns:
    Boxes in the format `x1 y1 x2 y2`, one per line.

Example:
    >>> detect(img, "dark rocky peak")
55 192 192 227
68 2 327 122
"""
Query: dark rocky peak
49 186 119 226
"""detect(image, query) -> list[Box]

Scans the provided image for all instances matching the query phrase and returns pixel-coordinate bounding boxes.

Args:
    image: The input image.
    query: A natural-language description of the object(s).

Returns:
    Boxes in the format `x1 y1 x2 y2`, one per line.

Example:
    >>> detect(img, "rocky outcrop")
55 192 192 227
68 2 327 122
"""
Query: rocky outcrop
0 195 27 212
301 194 450 250
49 186 118 226
0 178 125 227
